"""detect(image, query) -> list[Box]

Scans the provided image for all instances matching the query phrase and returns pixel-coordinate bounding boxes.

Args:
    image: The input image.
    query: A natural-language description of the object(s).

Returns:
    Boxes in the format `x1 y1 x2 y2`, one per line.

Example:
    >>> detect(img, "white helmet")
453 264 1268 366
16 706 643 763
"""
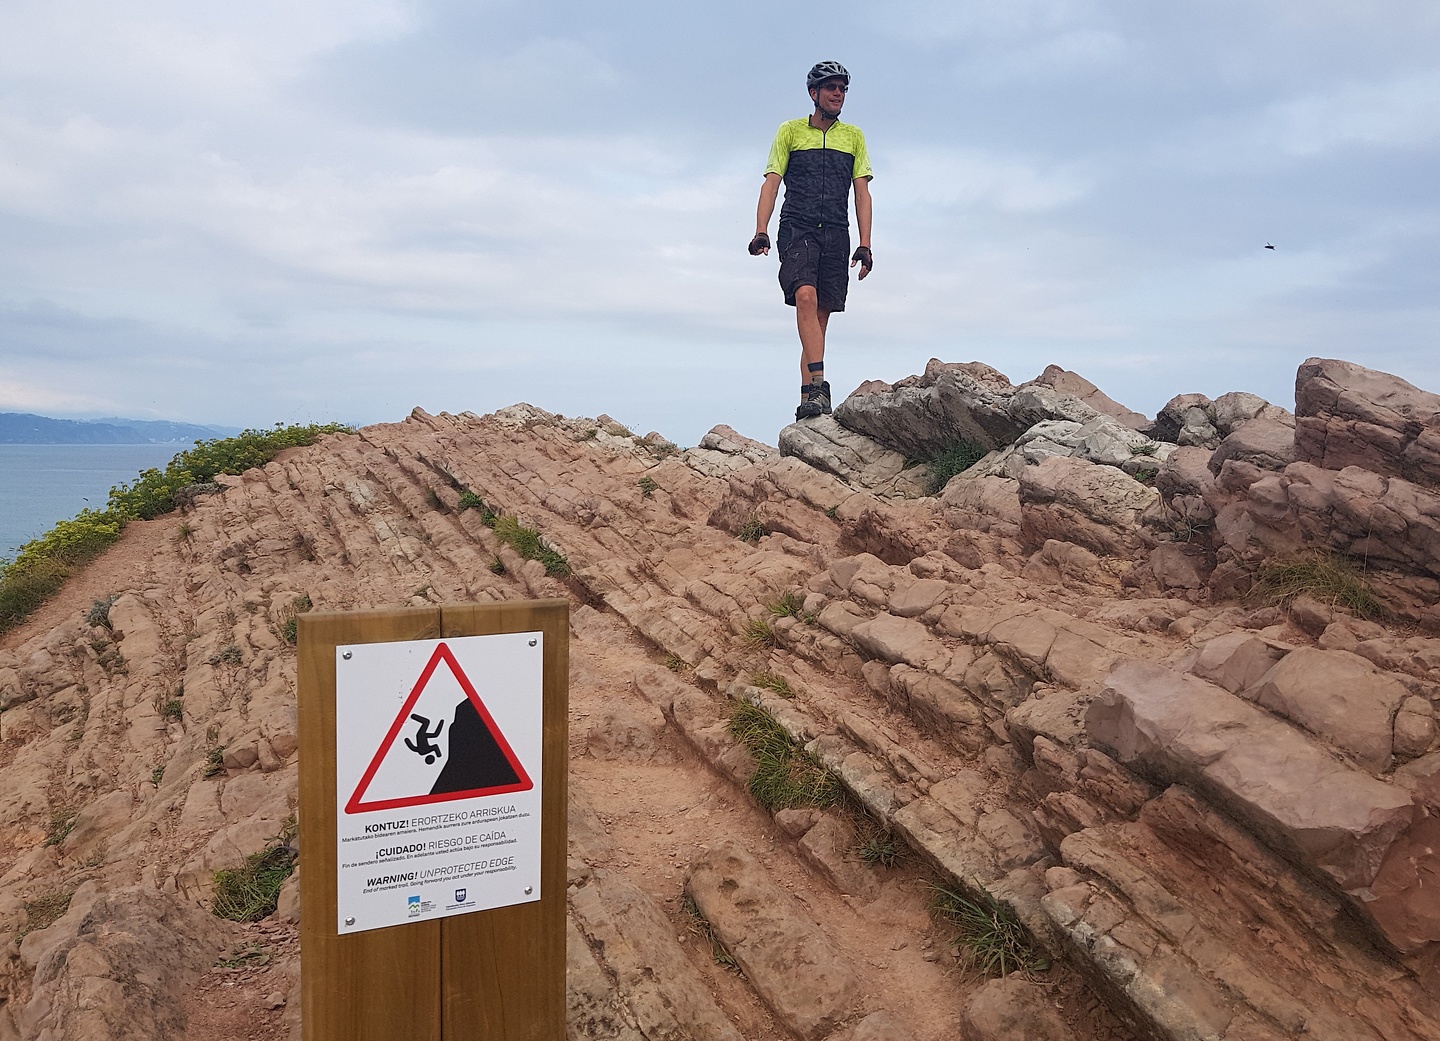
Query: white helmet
806 61 850 92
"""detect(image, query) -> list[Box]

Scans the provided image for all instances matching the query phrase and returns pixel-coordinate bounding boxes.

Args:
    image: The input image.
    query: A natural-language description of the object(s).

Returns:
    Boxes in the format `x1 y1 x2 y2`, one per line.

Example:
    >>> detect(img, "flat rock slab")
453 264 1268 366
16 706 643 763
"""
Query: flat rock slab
960 976 1070 1041
1254 647 1408 770
778 416 929 497
687 840 859 1041
570 873 745 1041
1087 662 1415 917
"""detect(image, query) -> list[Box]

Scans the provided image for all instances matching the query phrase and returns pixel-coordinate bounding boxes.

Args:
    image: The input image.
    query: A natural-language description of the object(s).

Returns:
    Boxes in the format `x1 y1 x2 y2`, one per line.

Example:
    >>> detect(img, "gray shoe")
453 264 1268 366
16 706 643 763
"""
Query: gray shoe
795 399 825 421
818 380 832 414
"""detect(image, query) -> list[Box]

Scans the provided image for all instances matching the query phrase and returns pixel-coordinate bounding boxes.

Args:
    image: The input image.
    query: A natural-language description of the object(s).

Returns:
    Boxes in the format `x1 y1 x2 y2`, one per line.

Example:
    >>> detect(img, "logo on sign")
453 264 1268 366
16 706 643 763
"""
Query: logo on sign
407 895 421 917
455 888 467 902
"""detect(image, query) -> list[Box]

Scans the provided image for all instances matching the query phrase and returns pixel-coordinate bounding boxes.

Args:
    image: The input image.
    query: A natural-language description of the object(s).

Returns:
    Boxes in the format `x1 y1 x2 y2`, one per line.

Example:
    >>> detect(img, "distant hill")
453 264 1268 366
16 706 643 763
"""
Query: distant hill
0 412 240 445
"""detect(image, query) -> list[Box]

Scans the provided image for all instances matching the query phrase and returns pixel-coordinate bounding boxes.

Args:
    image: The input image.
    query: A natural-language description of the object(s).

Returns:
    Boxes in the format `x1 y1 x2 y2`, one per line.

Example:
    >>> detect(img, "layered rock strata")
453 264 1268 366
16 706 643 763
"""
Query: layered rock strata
2 356 1440 1041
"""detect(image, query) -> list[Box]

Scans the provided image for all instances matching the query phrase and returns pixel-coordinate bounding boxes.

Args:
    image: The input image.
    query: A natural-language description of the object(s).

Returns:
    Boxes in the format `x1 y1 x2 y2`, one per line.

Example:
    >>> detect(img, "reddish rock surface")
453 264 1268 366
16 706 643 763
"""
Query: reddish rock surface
4 357 1440 1041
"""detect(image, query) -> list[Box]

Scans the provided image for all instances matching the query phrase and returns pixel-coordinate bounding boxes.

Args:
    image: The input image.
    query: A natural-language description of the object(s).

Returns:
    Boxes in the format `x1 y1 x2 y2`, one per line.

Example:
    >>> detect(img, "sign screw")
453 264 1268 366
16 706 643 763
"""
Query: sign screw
524 886 533 895
528 639 537 647
342 651 352 659
344 917 356 926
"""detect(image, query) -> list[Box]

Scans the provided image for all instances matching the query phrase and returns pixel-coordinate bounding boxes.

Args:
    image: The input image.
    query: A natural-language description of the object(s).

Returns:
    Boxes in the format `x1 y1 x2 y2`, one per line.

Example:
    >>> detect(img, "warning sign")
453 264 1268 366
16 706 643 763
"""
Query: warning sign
345 642 533 813
334 632 543 934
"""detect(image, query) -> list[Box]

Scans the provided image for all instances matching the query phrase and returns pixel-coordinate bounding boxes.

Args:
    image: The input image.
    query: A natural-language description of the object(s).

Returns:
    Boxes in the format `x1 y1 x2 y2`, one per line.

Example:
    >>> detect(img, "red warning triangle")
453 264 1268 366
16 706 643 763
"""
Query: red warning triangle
345 642 534 814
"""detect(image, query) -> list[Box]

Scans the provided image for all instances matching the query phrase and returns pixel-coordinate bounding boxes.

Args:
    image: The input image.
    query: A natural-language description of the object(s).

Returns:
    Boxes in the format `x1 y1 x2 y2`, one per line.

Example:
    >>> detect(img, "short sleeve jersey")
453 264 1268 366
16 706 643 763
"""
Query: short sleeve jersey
764 118 872 231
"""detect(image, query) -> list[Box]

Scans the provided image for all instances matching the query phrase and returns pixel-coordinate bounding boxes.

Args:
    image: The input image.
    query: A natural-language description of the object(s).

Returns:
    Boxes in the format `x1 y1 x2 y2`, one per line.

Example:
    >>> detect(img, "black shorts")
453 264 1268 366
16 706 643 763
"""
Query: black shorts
778 224 850 313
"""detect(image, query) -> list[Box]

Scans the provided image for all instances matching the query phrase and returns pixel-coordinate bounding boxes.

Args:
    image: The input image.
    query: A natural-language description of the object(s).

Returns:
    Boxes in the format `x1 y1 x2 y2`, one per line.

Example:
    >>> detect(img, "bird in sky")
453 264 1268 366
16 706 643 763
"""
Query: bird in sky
1265 243 1276 250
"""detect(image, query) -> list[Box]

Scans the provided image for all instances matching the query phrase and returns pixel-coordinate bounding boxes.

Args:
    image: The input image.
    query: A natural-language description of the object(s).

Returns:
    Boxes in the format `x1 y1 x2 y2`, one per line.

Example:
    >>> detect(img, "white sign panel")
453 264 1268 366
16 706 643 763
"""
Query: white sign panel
334 632 543 934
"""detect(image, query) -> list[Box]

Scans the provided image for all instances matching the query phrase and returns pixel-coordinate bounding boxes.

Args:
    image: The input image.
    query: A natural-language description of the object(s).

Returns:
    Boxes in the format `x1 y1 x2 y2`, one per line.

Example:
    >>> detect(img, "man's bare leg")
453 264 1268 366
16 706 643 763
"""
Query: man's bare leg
795 284 831 387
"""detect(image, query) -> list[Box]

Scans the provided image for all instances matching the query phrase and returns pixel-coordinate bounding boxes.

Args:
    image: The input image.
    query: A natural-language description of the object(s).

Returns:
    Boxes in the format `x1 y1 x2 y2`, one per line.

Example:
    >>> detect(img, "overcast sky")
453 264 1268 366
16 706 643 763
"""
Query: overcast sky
2 1 1437 448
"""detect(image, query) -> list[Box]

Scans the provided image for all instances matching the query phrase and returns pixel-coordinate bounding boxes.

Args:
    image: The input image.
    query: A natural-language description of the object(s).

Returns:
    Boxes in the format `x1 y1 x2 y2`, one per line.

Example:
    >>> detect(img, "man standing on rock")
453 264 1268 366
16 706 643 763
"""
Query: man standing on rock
749 61 874 422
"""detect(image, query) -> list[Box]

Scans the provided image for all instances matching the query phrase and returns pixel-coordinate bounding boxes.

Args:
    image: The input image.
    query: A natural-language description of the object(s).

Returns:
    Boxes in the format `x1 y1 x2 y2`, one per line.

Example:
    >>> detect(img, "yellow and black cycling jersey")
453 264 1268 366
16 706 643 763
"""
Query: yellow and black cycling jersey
765 118 873 232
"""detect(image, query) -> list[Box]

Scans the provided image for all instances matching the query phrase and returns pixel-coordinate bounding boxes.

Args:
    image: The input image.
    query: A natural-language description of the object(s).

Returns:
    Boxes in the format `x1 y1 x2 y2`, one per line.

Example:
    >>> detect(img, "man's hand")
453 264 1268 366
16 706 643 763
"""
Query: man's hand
748 232 771 256
851 245 873 279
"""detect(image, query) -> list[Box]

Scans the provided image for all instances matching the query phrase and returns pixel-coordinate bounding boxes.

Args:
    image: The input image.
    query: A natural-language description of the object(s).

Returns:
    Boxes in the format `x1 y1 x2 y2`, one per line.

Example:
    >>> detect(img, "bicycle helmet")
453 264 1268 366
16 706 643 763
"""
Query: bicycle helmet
806 61 850 91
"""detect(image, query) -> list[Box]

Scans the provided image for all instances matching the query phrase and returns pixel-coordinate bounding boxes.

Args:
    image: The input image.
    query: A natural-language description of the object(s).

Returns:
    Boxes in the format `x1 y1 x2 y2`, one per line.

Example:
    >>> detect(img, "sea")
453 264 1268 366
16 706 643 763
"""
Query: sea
0 444 190 559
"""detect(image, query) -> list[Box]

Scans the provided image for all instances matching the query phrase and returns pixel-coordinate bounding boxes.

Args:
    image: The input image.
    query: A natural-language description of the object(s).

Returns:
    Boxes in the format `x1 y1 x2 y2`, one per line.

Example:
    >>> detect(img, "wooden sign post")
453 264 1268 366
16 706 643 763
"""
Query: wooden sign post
298 601 568 1040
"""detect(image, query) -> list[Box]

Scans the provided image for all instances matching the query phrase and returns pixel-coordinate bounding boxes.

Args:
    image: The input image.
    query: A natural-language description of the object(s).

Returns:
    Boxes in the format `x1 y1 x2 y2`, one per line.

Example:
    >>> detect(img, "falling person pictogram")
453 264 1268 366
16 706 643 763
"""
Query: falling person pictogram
405 713 444 764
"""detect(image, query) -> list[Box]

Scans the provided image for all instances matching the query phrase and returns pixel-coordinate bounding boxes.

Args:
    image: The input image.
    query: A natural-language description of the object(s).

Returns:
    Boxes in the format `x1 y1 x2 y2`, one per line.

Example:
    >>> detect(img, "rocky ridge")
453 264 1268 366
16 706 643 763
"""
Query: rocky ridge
2 357 1440 1040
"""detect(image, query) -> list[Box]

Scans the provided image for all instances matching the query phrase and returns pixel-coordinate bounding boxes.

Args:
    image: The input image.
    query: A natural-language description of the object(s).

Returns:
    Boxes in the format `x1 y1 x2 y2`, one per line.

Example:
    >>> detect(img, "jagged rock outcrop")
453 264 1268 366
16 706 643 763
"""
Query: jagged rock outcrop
4 356 1440 1041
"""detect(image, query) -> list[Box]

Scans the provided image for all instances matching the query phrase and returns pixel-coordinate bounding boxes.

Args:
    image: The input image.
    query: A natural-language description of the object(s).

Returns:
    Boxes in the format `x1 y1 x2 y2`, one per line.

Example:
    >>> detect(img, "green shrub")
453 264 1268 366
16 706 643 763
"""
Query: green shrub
638 475 659 498
21 890 73 935
86 594 119 629
108 423 350 521
923 440 987 495
209 644 243 666
203 747 226 778
932 883 1049 977
211 844 297 922
737 514 769 543
0 423 348 635
161 699 184 721
728 701 840 810
44 812 77 847
457 490 498 525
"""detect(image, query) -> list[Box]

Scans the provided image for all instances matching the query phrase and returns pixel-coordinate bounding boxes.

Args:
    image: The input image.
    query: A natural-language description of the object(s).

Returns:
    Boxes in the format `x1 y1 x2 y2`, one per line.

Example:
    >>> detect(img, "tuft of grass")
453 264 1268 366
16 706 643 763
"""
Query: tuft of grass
923 440 987 495
45 812 78 847
150 765 165 787
1133 441 1160 456
742 617 777 647
825 505 839 519
766 590 805 618
682 894 740 971
1248 552 1386 620
161 698 184 722
663 653 687 672
750 670 794 699
209 643 243 666
488 555 507 575
492 515 570 578
736 514 769 543
211 843 297 922
203 747 226 778
278 592 312 645
728 701 840 810
86 594 118 629
638 475 659 498
176 521 194 541
853 826 904 867
932 883 1049 978
21 890 73 935
1132 465 1159 485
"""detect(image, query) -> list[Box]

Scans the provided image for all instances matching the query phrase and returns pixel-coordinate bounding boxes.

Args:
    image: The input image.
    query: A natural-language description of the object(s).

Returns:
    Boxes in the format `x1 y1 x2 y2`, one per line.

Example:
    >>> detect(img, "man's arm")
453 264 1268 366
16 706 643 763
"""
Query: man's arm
752 173 782 254
852 176 873 279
